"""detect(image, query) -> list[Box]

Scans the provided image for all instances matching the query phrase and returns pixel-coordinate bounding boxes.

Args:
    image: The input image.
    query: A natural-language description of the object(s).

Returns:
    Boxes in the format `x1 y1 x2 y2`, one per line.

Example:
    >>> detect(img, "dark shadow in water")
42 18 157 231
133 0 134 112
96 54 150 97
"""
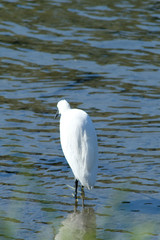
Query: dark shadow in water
54 207 96 240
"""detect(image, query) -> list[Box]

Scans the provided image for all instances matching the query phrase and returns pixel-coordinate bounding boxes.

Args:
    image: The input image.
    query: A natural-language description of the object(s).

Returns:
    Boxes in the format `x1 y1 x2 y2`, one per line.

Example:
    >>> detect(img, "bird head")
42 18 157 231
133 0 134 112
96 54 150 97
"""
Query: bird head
56 99 71 117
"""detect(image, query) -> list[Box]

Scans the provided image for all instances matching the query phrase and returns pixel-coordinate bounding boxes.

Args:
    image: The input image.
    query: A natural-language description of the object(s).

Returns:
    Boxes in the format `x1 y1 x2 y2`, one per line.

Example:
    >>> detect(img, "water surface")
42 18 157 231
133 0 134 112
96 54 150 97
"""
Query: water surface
0 0 160 239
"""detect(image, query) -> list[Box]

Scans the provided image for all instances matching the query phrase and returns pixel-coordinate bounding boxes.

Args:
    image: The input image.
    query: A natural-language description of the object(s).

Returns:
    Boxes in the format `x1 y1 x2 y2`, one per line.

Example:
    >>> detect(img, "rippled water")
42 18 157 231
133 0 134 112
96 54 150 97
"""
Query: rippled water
0 0 160 239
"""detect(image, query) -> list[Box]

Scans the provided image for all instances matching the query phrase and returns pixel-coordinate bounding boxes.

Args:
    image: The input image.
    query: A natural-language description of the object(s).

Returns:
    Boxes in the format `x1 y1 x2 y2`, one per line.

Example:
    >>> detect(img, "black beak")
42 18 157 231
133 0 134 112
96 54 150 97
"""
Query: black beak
55 110 59 119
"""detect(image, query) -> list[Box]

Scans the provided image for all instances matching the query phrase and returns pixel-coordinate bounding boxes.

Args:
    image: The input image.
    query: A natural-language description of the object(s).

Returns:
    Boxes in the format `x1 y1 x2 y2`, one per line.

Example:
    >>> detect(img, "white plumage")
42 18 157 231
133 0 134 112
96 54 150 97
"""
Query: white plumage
57 99 98 197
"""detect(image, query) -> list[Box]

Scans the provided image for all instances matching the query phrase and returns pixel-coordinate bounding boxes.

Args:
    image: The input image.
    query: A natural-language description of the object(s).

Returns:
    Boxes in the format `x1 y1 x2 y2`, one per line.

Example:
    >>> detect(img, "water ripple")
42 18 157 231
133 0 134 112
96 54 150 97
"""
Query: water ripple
0 0 160 239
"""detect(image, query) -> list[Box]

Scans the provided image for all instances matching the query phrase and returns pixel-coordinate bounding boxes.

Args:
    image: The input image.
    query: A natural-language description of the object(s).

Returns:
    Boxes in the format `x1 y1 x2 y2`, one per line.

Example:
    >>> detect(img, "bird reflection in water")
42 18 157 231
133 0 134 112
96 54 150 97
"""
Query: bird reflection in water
55 207 96 240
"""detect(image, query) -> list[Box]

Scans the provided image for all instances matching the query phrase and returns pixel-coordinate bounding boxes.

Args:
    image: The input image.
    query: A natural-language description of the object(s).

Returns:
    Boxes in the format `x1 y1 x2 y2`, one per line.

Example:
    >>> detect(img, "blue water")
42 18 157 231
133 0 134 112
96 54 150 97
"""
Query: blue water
0 0 160 239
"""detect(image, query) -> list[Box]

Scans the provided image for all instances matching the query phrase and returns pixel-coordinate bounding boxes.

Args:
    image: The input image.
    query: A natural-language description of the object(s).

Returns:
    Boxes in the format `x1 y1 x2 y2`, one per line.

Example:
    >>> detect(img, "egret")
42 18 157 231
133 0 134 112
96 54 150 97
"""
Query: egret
56 99 98 200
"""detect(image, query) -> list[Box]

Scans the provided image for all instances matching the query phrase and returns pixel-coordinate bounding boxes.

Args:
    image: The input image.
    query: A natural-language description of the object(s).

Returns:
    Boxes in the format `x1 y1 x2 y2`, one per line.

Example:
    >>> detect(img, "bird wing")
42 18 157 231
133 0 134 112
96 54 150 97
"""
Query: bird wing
60 109 98 188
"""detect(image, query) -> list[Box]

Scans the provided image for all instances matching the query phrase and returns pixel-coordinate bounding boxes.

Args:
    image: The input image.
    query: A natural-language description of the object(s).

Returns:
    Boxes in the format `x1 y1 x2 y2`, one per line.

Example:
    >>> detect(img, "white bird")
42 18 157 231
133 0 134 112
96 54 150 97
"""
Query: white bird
56 99 98 199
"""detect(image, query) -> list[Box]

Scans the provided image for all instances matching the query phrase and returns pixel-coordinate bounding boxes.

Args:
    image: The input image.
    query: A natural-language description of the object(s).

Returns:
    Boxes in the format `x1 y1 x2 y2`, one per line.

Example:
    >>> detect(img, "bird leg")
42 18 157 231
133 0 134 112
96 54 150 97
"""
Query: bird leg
75 179 78 199
81 186 85 208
